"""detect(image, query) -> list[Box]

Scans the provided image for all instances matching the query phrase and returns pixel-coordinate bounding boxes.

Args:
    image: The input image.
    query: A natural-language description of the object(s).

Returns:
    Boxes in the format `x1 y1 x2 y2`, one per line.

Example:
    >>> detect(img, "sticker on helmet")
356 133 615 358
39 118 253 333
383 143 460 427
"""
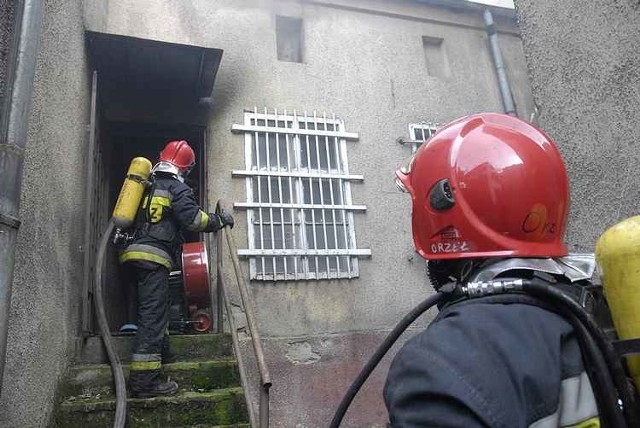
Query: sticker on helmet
522 203 556 235
431 241 470 254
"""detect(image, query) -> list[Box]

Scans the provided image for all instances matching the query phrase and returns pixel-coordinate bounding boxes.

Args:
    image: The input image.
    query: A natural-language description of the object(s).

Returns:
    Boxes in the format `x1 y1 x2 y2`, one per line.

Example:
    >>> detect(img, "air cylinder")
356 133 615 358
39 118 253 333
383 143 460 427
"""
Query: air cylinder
596 215 640 390
112 157 152 228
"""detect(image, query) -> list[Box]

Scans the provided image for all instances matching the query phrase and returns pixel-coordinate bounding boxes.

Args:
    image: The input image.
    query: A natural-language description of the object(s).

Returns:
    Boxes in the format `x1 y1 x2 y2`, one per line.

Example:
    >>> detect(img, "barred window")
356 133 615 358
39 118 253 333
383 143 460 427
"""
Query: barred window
232 108 370 281
409 122 439 153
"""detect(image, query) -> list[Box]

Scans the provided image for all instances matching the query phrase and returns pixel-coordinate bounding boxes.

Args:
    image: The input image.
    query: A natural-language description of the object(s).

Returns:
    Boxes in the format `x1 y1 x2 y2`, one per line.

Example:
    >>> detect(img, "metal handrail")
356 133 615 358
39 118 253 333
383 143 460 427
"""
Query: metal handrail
213 199 272 428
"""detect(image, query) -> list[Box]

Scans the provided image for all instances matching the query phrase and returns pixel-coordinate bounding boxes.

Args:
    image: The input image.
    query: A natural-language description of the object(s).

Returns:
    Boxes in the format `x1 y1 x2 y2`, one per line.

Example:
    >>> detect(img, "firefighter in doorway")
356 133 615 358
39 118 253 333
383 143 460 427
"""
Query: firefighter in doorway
119 140 234 398
385 114 603 427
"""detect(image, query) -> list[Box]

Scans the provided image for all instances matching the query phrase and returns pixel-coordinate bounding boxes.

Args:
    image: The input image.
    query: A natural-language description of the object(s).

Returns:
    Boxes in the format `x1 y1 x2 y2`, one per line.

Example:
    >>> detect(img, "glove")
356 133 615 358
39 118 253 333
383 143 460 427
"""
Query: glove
217 210 234 229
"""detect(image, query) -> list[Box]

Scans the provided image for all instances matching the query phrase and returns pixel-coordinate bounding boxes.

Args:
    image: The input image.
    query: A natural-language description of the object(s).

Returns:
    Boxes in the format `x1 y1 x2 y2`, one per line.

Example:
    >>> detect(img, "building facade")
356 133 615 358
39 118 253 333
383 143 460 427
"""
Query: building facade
515 0 640 252
0 0 532 426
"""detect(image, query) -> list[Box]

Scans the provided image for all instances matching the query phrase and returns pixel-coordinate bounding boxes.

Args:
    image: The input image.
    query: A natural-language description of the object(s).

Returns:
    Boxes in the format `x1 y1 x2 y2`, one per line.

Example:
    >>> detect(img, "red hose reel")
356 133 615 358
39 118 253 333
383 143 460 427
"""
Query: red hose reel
181 241 212 332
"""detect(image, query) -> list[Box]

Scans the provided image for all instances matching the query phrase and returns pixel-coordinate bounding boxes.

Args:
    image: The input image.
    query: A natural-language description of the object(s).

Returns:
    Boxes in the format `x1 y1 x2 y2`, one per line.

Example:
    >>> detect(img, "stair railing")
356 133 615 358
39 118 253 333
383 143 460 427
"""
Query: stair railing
212 199 272 428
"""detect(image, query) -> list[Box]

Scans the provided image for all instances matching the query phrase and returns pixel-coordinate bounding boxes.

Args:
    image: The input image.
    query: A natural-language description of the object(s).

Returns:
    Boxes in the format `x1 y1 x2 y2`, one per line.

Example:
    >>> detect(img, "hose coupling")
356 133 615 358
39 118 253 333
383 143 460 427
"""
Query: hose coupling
462 279 525 297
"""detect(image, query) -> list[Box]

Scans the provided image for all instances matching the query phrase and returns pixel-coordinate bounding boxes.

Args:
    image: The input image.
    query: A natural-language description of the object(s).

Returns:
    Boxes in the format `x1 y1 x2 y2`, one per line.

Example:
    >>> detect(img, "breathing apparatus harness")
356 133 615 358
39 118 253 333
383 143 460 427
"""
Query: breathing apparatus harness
329 256 640 428
100 155 194 427
113 161 185 247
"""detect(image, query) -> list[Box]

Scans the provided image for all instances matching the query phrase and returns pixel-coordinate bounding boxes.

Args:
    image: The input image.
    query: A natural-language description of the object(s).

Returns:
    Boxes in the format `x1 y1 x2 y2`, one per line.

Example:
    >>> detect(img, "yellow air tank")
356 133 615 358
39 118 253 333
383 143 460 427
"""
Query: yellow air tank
112 157 152 229
596 215 640 390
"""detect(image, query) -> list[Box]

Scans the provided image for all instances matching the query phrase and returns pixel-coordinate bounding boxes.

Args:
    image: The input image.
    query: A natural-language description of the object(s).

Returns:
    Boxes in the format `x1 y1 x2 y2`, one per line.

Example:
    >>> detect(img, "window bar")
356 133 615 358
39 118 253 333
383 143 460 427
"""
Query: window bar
324 111 341 277
314 111 331 277
338 118 359 278
333 113 352 276
304 110 319 279
264 107 277 279
294 110 309 278
234 202 366 211
253 107 266 277
284 109 299 280
244 113 257 279
274 108 288 280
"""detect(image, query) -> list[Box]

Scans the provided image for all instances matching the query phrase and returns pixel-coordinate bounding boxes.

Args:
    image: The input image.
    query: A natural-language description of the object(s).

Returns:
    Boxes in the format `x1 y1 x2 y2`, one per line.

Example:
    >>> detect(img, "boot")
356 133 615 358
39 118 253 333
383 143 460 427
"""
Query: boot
129 369 179 399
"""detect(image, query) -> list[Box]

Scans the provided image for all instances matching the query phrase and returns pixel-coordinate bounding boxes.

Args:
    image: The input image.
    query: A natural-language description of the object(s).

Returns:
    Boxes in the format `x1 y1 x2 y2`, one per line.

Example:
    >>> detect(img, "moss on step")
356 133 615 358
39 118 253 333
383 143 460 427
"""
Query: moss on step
167 360 240 392
55 388 248 428
60 360 240 399
79 333 234 365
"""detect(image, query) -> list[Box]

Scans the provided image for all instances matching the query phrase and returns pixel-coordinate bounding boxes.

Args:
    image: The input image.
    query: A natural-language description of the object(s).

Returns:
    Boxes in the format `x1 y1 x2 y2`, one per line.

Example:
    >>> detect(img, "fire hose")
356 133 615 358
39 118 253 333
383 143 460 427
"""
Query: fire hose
329 279 639 428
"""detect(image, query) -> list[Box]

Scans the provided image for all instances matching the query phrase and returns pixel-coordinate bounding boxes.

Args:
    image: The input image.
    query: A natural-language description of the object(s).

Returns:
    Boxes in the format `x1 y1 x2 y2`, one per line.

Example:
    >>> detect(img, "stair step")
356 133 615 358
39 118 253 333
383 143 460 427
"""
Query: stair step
78 333 233 364
55 388 248 428
60 360 241 400
190 425 250 428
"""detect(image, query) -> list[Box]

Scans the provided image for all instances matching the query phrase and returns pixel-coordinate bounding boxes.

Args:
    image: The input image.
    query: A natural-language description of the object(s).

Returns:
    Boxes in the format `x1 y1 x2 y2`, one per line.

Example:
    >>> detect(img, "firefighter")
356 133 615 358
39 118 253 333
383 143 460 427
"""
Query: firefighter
119 140 234 398
385 114 601 427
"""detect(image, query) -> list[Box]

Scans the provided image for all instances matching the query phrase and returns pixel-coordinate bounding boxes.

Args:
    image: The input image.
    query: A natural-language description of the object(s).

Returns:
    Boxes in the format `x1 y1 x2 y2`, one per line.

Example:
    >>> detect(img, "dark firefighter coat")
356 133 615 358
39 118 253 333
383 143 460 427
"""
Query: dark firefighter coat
120 172 219 269
384 292 599 428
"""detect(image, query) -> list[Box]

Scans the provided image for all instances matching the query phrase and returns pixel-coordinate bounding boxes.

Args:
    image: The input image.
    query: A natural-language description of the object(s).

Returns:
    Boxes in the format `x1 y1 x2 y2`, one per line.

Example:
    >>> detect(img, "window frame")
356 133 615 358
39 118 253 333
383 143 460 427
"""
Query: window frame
232 108 370 281
409 122 439 153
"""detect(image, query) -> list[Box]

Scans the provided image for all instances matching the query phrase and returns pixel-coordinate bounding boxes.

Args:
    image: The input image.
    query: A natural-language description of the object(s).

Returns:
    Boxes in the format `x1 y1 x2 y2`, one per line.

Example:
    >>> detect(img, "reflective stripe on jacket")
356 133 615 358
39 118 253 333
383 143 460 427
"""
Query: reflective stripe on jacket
384 294 599 428
119 173 217 268
119 243 173 270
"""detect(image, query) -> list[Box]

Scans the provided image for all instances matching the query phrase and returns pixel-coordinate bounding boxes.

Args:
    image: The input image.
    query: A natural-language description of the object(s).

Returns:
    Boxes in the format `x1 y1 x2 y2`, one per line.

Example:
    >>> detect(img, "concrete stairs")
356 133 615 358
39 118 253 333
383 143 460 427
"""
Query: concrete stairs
54 334 250 428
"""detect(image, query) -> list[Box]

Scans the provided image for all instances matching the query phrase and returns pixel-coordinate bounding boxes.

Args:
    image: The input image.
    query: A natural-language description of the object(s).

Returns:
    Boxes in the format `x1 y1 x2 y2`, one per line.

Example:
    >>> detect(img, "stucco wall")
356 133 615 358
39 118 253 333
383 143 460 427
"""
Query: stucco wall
0 0 90 425
93 0 532 336
515 0 640 251
83 0 533 425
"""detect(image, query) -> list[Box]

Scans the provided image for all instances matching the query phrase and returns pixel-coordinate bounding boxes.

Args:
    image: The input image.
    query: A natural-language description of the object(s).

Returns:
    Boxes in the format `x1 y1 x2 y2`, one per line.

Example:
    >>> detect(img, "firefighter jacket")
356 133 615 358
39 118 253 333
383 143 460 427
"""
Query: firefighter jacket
384 262 599 428
119 172 220 269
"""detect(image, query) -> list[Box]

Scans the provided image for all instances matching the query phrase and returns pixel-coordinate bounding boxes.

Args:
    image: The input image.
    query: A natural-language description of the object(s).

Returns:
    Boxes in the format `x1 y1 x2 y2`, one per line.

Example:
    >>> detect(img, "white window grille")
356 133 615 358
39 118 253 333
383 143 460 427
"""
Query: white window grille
232 108 371 281
409 122 439 153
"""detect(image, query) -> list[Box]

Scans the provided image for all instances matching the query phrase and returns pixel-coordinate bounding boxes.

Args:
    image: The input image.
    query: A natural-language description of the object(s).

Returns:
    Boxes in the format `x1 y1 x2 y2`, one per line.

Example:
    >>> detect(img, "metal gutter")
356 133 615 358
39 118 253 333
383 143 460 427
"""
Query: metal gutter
0 0 45 388
304 0 520 36
484 8 517 116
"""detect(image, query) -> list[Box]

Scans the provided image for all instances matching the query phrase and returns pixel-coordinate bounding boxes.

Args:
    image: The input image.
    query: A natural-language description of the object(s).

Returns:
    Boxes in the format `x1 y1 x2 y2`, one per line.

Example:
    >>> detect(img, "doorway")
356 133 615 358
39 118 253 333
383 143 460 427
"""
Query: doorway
103 122 207 332
83 31 222 335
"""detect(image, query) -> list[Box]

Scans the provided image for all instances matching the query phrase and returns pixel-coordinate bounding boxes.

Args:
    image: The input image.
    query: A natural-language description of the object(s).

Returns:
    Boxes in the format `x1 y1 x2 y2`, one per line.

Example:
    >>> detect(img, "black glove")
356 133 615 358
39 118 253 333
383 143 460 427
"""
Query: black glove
217 210 234 229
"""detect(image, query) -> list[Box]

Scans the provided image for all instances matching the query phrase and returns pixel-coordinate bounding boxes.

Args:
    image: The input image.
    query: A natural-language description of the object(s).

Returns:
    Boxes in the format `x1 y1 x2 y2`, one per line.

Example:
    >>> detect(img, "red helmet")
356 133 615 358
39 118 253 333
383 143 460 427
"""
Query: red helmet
395 113 569 260
159 140 195 170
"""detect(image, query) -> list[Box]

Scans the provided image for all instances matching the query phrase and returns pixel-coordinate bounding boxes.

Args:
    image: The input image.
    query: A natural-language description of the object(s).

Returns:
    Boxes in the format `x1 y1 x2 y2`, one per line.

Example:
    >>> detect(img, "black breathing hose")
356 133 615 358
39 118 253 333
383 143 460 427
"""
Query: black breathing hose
94 220 127 428
552 303 624 428
522 279 639 427
329 292 446 428
330 277 639 428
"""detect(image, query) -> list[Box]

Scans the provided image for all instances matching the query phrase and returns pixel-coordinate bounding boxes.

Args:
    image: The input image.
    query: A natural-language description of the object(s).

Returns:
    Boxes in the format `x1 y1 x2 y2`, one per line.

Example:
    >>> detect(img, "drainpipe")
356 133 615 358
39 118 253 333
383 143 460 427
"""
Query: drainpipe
0 0 45 388
483 8 517 116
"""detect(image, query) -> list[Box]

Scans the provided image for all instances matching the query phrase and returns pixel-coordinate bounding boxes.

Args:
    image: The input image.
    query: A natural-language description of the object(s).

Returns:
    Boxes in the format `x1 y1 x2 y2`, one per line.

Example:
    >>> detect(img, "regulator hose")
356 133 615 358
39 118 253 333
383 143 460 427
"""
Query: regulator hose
521 279 639 427
330 277 640 428
552 303 624 428
94 220 127 428
329 292 446 428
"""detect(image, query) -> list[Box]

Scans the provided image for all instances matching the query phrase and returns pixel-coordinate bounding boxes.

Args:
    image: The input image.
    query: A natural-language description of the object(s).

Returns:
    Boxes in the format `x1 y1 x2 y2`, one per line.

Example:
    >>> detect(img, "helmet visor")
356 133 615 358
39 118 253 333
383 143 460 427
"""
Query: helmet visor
395 154 417 194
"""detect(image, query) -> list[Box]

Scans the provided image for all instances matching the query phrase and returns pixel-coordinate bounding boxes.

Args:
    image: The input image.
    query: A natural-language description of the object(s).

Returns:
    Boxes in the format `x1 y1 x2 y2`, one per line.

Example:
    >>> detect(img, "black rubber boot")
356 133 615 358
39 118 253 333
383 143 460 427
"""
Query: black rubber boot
129 370 179 399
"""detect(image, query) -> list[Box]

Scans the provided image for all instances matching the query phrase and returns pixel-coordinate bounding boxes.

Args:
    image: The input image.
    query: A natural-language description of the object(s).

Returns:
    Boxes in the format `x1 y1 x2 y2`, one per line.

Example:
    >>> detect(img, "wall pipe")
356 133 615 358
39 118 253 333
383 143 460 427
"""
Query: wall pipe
484 9 517 116
0 0 45 389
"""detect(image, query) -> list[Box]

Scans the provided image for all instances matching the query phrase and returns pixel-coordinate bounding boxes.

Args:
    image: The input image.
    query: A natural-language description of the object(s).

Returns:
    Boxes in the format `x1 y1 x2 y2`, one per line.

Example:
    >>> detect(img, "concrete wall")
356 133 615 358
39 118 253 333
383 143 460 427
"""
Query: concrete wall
85 0 532 425
515 0 640 251
94 0 531 335
0 0 90 426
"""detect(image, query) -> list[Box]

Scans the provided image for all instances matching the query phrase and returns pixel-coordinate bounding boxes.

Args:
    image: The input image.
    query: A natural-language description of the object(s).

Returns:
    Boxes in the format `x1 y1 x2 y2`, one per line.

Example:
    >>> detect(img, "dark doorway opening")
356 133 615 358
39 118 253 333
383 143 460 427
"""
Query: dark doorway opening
105 122 207 225
103 122 207 332
83 32 222 335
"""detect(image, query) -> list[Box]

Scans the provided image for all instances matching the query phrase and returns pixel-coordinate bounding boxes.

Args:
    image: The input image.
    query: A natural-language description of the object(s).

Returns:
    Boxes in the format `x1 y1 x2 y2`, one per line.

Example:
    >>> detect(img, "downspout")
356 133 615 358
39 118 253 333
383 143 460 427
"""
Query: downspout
0 0 45 388
483 8 517 116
